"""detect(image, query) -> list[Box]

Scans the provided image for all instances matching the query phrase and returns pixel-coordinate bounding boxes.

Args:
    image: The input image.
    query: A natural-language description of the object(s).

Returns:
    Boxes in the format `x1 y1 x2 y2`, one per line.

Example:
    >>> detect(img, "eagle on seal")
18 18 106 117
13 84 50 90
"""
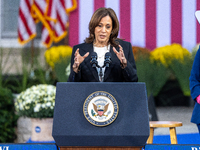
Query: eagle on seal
93 103 109 117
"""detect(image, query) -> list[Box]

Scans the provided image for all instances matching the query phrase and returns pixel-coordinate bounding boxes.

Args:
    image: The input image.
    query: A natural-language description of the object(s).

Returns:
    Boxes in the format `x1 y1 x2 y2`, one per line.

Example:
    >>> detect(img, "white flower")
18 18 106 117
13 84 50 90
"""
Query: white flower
65 64 71 76
19 104 23 110
46 102 51 107
15 84 56 118
25 105 30 110
34 104 40 112
42 104 46 108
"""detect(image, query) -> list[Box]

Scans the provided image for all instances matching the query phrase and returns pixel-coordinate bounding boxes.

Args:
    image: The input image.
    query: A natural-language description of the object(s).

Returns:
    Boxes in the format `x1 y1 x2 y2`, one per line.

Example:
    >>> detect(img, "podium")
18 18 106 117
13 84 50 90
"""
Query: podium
52 82 149 150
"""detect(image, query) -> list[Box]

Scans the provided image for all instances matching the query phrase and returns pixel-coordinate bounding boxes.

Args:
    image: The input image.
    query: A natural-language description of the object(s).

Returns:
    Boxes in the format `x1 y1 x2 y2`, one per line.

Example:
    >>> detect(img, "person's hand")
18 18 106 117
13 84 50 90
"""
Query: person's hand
113 45 127 68
197 95 200 104
73 48 89 73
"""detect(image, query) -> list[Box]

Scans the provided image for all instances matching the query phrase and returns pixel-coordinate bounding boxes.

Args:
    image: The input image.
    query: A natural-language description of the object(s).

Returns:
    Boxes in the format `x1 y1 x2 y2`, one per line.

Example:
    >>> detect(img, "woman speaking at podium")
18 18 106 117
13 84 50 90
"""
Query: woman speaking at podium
68 7 138 82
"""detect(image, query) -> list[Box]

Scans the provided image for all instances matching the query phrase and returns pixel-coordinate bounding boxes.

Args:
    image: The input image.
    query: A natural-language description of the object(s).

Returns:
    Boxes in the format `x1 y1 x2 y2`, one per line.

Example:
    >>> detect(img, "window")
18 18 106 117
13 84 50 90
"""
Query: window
0 0 42 47
1 0 20 38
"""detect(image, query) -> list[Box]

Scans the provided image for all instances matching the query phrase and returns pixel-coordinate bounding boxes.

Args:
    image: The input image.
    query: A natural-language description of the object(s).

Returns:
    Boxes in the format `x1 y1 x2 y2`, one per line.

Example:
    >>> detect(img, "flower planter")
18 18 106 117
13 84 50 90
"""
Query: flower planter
31 118 54 141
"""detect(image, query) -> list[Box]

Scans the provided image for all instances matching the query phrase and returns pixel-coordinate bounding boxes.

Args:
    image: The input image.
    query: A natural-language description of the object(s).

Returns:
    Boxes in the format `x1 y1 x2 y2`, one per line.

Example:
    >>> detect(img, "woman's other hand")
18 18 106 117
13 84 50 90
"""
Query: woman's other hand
113 45 127 69
196 95 200 104
73 48 89 73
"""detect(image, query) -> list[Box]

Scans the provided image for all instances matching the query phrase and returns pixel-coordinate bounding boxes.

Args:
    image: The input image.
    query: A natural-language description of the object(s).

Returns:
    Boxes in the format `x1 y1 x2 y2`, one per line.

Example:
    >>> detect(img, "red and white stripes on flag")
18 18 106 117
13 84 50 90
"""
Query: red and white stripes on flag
32 0 54 47
69 0 200 51
18 0 77 48
46 0 70 43
18 0 36 45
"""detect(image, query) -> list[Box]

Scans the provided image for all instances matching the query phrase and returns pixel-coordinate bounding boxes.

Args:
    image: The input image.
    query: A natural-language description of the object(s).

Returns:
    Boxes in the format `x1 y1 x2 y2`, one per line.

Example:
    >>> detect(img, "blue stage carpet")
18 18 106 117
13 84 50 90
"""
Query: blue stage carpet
26 134 200 144
153 133 200 144
26 138 55 143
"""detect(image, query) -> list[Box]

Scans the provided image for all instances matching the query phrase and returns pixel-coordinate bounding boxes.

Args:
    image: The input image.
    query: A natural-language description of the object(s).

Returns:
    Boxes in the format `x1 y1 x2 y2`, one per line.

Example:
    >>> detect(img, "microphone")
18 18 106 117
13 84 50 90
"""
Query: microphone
104 52 112 67
90 52 98 67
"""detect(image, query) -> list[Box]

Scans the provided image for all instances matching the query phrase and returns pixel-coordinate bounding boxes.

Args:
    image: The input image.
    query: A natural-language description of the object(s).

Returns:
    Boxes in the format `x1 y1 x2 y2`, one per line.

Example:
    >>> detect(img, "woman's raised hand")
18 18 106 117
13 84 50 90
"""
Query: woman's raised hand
113 45 127 68
73 48 89 73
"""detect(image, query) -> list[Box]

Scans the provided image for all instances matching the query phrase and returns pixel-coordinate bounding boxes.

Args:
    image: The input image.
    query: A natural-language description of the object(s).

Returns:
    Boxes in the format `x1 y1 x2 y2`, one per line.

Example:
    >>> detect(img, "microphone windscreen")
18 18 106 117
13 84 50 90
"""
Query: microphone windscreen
105 52 112 58
91 52 97 57
90 52 98 68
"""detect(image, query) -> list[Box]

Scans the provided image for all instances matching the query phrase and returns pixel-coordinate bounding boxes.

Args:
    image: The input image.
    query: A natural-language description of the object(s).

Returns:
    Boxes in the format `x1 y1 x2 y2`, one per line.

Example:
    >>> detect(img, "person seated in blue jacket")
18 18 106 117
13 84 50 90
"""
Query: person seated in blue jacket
190 46 200 133
68 7 138 82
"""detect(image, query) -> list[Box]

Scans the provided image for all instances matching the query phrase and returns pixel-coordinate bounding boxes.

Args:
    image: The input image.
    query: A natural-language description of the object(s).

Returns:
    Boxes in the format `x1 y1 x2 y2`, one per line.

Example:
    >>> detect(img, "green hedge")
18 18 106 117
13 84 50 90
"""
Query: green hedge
0 87 18 143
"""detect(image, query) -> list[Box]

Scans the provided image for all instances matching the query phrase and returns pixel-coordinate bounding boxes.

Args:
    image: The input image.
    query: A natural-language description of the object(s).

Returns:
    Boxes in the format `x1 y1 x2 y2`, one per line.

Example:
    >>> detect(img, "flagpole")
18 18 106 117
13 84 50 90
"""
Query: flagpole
31 39 34 69
64 25 69 45
64 33 69 45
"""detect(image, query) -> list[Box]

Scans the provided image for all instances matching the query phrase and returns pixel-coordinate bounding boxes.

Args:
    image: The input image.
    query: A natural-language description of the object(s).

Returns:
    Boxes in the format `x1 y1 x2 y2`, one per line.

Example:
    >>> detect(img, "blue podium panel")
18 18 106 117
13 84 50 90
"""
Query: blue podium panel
52 82 149 147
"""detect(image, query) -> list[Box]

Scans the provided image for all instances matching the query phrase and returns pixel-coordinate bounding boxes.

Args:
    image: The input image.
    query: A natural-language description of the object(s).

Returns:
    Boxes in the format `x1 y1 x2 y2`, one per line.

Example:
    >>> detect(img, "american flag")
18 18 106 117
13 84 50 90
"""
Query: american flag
18 0 76 47
18 0 36 45
69 0 200 51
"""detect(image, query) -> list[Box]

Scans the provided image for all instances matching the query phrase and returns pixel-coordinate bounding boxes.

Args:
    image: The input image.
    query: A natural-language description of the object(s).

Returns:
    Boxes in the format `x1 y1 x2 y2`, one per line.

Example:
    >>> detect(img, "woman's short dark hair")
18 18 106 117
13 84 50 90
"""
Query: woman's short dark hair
84 7 120 47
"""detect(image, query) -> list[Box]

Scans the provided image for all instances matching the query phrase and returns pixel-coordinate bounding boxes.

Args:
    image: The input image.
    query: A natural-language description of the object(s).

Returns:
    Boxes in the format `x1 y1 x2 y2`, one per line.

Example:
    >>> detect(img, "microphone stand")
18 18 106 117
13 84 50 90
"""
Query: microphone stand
98 65 104 82
99 53 111 81
90 52 111 82
91 63 104 82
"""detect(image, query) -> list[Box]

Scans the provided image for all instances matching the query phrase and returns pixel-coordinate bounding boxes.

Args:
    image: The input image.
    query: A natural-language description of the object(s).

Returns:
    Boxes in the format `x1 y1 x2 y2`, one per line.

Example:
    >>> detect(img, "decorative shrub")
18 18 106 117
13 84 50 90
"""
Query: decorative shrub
191 43 200 60
0 87 18 143
132 46 150 61
15 84 56 119
44 45 72 82
133 44 193 97
150 43 191 67
135 53 169 97
169 55 193 96
150 44 192 96
45 45 72 68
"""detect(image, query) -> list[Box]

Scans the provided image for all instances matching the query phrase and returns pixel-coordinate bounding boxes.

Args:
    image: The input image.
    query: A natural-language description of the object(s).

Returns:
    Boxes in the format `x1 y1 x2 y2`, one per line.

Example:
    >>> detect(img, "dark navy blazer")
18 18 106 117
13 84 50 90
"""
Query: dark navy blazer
68 40 138 82
190 47 200 124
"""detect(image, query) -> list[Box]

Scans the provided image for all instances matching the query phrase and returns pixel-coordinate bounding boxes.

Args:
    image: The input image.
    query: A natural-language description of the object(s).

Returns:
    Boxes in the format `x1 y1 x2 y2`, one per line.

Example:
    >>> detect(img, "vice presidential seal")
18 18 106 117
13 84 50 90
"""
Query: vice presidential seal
83 91 119 126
